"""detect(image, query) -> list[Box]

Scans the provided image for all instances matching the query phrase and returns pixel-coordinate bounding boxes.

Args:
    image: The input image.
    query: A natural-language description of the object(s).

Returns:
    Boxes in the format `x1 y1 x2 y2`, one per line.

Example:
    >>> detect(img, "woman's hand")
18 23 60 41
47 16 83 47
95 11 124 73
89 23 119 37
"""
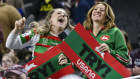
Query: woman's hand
97 43 110 53
58 54 68 65
13 17 26 34
132 66 140 75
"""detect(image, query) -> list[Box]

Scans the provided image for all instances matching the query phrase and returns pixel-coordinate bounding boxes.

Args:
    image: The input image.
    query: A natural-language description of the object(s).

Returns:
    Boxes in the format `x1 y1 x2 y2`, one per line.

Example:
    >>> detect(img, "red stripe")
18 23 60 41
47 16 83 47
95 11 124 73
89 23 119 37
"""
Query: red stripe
116 54 129 63
33 29 38 35
40 35 61 41
34 52 43 57
74 23 131 77
25 35 30 41
36 43 52 48
23 45 61 72
59 42 102 79
47 65 74 79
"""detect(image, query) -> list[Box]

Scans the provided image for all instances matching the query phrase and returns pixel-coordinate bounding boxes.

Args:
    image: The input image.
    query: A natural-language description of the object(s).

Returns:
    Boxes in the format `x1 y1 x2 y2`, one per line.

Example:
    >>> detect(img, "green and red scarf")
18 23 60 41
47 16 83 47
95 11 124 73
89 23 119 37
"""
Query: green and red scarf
23 45 74 79
59 23 131 79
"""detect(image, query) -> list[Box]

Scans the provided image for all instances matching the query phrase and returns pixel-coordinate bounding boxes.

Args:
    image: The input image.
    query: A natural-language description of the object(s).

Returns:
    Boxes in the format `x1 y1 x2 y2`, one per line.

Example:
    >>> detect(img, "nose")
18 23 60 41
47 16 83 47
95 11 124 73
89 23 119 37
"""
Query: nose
61 13 66 17
97 9 100 12
61 14 65 17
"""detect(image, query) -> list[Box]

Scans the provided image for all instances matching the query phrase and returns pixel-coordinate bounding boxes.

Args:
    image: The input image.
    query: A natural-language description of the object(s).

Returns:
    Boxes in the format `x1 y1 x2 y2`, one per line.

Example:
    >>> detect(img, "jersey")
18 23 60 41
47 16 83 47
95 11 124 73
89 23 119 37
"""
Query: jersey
88 26 129 66
19 30 62 58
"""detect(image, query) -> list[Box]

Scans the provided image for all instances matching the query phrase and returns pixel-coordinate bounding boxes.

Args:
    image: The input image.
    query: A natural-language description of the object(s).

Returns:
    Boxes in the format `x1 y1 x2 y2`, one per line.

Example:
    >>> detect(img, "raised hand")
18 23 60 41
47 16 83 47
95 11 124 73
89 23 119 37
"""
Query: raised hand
13 17 26 34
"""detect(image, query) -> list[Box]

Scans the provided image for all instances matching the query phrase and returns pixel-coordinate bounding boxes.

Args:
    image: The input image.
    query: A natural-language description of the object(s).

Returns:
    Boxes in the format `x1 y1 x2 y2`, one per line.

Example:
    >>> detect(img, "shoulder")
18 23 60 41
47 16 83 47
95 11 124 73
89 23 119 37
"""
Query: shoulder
109 27 122 34
4 4 16 10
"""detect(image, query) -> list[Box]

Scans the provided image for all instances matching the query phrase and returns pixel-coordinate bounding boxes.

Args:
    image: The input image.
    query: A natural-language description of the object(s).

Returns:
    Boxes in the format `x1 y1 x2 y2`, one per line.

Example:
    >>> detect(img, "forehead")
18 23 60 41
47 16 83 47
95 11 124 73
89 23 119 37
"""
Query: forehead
2 56 12 60
95 4 105 8
54 9 66 13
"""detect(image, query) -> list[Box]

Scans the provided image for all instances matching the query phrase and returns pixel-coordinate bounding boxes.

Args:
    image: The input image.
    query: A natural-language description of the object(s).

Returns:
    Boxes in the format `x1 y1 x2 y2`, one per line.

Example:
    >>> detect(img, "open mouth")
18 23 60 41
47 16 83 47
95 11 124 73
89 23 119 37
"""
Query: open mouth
58 17 64 23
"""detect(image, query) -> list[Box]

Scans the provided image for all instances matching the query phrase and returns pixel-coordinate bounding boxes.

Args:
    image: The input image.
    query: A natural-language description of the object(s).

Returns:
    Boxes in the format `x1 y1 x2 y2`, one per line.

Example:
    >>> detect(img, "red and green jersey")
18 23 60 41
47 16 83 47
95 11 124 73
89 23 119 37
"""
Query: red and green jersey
19 30 62 58
88 26 129 66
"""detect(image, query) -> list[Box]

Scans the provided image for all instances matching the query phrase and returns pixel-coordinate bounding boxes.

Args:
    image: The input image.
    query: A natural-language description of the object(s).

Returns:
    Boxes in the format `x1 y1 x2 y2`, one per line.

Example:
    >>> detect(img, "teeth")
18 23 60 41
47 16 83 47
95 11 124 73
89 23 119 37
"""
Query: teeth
95 15 100 17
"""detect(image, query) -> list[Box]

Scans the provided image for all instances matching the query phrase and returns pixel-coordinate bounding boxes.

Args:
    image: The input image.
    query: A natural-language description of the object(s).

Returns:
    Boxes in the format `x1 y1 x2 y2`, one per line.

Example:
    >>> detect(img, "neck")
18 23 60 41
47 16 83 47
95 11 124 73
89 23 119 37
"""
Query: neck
92 21 103 36
50 29 63 36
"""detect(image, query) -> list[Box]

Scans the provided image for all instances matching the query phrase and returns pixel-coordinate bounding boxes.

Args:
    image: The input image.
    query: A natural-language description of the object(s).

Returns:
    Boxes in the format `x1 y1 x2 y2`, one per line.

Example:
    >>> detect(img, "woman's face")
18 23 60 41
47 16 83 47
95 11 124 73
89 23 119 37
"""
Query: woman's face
2 56 14 70
50 9 68 30
92 4 106 22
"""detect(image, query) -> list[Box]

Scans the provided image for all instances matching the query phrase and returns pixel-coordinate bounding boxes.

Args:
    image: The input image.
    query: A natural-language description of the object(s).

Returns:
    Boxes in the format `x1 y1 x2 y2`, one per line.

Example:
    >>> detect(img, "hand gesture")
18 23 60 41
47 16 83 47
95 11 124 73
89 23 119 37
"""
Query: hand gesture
58 54 68 65
13 17 26 33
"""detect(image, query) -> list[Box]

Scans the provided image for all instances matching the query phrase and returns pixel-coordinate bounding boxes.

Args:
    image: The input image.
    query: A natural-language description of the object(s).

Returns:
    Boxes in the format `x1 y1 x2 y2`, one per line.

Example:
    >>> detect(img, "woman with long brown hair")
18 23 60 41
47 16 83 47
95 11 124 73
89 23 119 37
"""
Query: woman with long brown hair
83 1 129 66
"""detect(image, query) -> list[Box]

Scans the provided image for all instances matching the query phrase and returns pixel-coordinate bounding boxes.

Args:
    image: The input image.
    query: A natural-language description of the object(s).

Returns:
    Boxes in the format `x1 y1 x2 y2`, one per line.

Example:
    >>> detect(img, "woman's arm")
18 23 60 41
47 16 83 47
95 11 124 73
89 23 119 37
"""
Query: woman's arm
110 29 129 66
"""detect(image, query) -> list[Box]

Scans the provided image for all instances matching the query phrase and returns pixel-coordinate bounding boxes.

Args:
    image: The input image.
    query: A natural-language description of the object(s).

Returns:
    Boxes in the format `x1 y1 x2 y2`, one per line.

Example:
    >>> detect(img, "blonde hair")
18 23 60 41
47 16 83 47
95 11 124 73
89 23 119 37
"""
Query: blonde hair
83 2 115 31
2 54 19 64
29 8 73 35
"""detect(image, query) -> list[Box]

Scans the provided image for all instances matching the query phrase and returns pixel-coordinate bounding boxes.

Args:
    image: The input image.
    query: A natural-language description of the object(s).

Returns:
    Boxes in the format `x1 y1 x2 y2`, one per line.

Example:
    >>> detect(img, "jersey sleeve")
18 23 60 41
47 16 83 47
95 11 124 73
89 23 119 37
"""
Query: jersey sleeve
110 29 130 66
6 30 37 49
19 30 36 44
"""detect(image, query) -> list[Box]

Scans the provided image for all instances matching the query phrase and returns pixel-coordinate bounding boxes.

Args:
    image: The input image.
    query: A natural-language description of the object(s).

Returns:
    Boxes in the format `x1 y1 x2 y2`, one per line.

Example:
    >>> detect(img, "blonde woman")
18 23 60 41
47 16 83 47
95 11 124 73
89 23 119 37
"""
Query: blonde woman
6 8 73 65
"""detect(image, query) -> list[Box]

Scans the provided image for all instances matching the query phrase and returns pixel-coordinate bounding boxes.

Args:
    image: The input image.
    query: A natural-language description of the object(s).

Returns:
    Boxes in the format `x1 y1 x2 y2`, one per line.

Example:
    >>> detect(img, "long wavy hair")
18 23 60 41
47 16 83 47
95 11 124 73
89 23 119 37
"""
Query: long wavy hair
29 8 73 35
83 2 115 31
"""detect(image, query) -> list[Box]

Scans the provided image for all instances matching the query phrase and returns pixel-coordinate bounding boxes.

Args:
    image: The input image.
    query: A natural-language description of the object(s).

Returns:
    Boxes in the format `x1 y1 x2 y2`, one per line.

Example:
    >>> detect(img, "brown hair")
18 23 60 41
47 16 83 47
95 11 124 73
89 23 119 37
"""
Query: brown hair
121 30 132 52
83 2 115 31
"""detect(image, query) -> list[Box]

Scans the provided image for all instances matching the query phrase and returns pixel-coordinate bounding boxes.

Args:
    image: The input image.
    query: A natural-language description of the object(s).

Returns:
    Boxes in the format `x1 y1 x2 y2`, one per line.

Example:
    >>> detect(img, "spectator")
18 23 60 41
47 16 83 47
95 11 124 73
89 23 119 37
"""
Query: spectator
15 48 32 65
126 49 140 76
4 64 29 79
0 53 19 77
80 1 129 78
0 0 22 54
83 1 129 66
6 8 73 66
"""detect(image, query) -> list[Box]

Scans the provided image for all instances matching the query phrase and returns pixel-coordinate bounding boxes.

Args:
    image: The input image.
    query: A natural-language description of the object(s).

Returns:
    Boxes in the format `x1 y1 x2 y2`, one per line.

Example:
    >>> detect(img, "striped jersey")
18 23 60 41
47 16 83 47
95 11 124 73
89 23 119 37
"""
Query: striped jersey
19 30 62 58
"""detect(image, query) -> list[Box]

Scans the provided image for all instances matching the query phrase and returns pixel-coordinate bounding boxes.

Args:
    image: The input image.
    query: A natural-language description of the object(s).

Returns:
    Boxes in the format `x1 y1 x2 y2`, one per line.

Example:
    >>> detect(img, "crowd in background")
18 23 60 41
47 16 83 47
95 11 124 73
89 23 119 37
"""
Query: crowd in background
0 0 140 78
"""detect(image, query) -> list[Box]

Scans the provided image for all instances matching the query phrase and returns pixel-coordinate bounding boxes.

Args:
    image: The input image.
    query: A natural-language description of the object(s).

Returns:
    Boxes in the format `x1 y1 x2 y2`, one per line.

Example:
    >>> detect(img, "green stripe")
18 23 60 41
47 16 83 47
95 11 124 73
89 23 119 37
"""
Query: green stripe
34 46 48 53
20 35 26 44
20 30 35 44
65 30 123 79
28 53 70 78
38 38 61 46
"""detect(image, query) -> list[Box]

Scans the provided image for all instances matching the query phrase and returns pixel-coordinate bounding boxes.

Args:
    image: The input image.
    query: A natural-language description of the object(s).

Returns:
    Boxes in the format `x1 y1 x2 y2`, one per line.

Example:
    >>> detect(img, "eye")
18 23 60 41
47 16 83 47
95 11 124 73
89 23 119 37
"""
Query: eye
94 8 98 10
64 14 67 17
57 12 61 14
7 60 12 63
100 9 105 12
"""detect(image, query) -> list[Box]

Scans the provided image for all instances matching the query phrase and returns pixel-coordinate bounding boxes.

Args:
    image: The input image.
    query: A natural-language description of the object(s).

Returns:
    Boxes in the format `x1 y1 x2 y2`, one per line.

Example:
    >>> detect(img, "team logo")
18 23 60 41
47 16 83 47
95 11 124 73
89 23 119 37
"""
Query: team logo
25 63 38 72
101 35 109 41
